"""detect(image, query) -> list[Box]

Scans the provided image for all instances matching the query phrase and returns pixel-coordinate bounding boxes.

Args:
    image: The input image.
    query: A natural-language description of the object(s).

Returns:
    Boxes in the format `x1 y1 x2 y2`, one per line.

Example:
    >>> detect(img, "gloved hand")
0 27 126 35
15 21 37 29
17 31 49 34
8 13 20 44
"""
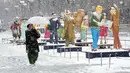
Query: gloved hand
35 50 38 52
86 26 89 29
97 22 103 26
113 4 118 8
108 28 112 32
26 50 29 53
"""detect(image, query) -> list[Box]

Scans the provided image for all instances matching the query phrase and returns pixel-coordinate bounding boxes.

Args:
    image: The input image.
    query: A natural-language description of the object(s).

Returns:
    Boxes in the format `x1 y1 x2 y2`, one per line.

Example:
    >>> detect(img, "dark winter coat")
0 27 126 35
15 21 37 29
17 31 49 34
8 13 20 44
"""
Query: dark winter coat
49 18 61 31
25 29 40 52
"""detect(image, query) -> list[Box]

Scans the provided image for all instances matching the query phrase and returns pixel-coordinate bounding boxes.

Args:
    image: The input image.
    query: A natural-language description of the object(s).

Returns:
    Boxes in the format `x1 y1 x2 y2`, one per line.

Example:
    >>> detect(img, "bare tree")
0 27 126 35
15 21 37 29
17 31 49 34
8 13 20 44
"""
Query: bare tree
2 0 130 24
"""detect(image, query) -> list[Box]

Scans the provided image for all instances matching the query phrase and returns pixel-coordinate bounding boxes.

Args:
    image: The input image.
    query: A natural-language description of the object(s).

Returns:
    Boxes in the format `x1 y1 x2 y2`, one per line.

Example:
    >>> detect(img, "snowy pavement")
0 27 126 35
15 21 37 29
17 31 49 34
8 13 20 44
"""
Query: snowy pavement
0 31 130 73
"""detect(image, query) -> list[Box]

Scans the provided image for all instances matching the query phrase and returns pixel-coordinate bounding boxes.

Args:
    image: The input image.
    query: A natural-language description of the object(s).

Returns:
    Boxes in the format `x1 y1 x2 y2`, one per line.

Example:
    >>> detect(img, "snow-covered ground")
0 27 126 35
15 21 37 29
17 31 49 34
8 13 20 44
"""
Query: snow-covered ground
0 31 130 73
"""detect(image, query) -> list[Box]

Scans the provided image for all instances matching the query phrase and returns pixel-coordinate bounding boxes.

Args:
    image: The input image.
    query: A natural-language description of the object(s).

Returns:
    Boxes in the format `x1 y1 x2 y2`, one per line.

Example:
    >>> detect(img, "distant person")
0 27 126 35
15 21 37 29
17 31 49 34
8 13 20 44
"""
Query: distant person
49 13 61 44
21 19 28 40
25 24 40 66
44 24 50 38
10 20 21 41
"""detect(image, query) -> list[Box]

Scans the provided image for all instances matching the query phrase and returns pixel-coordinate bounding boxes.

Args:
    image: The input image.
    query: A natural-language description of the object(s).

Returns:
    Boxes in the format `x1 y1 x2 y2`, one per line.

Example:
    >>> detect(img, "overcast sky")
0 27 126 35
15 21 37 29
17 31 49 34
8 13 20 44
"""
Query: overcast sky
0 0 15 24
0 1 6 19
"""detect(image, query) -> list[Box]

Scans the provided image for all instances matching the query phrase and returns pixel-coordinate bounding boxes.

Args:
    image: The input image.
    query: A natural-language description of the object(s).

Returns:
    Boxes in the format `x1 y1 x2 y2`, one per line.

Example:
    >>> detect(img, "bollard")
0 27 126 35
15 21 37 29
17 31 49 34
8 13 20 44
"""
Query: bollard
47 46 49 54
60 48 62 56
7 39 8 44
125 40 126 48
64 48 66 58
41 44 42 52
7 39 9 44
88 52 90 64
77 48 79 61
13 40 15 46
70 48 71 59
42 43 44 52
3 38 5 44
40 43 42 52
109 54 111 68
100 52 103 67
42 44 44 52
115 53 118 58
53 45 55 55
1 38 3 43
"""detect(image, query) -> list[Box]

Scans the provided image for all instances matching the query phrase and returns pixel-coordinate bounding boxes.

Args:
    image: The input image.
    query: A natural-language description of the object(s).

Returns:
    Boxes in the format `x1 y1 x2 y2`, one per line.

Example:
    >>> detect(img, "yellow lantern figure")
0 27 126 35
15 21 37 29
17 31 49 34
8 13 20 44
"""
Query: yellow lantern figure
44 24 48 28
96 5 103 14
33 24 39 29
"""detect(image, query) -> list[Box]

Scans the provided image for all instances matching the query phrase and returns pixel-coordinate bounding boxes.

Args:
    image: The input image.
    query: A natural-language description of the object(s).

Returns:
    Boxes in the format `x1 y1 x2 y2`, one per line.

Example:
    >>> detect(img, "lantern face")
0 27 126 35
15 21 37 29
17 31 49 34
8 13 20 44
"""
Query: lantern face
96 5 103 14
28 0 34 2
44 24 48 28
120 1 123 4
23 3 27 6
20 1 25 4
5 8 9 10
33 24 39 29
14 5 19 8
110 7 116 15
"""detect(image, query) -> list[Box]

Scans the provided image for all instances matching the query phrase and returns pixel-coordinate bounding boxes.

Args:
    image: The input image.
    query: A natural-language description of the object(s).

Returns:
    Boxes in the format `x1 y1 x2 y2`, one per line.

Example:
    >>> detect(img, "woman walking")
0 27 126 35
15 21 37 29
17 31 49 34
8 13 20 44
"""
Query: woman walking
25 24 40 66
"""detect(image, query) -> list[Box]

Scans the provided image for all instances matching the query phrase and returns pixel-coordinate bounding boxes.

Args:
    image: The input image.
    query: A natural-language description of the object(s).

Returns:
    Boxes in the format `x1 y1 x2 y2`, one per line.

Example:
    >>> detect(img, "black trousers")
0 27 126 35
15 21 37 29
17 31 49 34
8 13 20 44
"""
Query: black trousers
27 51 38 64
